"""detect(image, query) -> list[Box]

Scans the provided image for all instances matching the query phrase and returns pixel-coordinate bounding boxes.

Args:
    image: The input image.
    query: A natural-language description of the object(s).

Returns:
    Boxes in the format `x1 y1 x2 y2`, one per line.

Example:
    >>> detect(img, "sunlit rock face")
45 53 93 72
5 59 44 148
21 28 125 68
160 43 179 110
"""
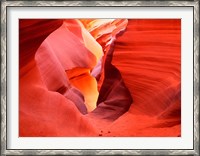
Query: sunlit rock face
81 19 128 89
19 19 181 137
80 19 133 122
35 20 102 113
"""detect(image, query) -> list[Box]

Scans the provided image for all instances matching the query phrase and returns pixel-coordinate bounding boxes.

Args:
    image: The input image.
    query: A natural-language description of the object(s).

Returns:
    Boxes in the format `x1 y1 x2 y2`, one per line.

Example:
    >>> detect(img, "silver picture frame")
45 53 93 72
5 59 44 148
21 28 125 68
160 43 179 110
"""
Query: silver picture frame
1 0 199 155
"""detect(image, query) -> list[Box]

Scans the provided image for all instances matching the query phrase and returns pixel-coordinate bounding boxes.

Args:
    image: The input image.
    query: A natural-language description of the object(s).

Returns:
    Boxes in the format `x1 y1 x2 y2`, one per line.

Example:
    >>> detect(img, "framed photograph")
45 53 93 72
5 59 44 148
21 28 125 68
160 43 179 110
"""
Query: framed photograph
1 0 199 155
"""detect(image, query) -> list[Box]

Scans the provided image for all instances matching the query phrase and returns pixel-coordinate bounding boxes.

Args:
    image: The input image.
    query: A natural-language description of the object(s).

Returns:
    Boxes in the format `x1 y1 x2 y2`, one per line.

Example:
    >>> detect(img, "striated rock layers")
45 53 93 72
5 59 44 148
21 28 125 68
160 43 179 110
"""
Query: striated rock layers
19 19 181 137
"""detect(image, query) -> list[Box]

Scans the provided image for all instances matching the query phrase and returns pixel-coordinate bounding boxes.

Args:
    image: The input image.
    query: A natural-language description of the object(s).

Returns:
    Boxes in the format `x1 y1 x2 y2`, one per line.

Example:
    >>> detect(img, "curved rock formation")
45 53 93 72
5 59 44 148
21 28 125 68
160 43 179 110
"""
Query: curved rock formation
19 19 98 136
109 19 181 136
19 19 181 137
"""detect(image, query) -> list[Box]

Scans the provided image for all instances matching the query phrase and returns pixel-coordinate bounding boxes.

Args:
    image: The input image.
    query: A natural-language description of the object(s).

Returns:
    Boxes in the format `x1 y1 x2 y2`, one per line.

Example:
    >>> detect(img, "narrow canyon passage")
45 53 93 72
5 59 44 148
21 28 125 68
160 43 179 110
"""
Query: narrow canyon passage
19 19 181 137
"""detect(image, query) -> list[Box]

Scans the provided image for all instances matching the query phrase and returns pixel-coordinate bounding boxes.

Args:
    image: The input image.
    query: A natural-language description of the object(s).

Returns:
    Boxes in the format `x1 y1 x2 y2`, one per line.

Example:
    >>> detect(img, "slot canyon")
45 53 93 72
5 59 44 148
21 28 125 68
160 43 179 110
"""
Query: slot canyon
19 19 181 137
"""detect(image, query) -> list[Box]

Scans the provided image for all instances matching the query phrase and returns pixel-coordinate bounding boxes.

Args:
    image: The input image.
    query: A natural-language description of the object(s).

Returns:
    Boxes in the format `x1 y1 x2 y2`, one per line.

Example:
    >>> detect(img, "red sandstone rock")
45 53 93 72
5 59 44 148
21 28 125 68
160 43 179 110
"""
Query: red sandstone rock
111 19 181 136
19 19 98 136
19 19 181 137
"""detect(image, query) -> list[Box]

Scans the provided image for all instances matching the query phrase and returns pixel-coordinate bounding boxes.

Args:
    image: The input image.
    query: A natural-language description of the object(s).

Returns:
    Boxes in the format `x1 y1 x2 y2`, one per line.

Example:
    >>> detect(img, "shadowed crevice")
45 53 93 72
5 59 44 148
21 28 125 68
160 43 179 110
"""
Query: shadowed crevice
89 29 133 121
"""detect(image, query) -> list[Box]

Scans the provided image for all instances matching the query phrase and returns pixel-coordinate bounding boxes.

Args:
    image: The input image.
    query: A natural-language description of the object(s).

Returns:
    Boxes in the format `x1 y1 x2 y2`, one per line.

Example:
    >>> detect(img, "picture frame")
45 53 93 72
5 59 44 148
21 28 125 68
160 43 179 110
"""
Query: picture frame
1 0 199 155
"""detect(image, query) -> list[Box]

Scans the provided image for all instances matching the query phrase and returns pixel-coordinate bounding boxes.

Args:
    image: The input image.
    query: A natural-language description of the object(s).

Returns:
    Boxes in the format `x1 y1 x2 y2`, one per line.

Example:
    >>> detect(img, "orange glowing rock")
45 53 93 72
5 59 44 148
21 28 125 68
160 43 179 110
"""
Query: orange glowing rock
81 19 133 122
19 19 99 136
80 19 128 91
19 19 181 137
35 20 103 112
66 67 99 112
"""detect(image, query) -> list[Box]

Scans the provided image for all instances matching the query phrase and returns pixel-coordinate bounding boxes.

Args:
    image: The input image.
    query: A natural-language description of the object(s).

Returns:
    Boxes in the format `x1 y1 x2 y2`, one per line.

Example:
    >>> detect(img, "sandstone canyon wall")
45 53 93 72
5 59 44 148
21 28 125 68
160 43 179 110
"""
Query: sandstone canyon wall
19 19 181 137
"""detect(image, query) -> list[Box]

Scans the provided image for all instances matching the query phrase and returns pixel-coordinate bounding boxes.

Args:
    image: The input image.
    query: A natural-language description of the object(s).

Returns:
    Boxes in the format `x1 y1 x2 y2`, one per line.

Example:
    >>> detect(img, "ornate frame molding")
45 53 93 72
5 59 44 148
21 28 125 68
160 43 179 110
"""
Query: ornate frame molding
1 1 199 155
